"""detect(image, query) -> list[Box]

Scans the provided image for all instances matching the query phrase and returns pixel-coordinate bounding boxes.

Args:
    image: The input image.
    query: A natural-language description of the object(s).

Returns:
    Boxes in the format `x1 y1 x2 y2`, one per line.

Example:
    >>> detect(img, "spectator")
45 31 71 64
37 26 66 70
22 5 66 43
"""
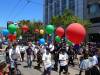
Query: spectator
42 47 52 75
20 44 25 62
59 48 69 75
26 43 33 68
90 56 100 75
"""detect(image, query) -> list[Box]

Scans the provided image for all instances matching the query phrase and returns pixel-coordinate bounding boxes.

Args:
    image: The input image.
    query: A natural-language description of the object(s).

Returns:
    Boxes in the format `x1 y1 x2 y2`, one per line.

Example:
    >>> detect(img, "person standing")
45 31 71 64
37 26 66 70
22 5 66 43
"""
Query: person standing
9 42 20 75
5 44 11 63
42 47 52 75
31 43 36 61
90 56 100 75
68 46 75 67
49 42 54 53
20 44 25 62
53 43 60 71
37 47 42 69
59 48 69 75
79 51 89 75
0 42 2 49
9 43 20 62
26 43 33 68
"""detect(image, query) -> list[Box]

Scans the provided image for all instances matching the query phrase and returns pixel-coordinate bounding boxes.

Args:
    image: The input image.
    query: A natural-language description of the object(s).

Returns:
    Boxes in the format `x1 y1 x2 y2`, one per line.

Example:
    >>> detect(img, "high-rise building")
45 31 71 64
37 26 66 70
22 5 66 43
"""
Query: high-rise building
44 0 100 42
87 0 100 42
44 0 85 24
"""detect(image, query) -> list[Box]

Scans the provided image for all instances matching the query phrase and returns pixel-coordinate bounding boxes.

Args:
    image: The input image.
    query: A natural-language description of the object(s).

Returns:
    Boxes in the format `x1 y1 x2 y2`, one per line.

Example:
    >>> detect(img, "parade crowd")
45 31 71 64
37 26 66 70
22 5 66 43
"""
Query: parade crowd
0 40 100 75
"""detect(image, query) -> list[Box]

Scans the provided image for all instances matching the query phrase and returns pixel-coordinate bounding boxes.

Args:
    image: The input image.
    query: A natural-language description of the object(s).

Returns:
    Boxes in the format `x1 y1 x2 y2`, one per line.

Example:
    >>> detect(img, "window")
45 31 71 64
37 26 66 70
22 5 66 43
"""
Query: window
45 7 48 24
61 0 66 13
56 1 60 15
45 0 48 6
90 17 100 23
49 5 53 21
54 1 60 16
89 33 100 42
89 3 100 15
69 0 75 12
49 6 53 16
49 0 53 4
54 2 57 15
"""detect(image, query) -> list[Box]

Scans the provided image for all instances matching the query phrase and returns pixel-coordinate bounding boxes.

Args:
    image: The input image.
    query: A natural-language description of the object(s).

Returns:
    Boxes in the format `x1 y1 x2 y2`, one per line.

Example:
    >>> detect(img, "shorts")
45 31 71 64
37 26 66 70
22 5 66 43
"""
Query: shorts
44 67 52 75
59 65 68 73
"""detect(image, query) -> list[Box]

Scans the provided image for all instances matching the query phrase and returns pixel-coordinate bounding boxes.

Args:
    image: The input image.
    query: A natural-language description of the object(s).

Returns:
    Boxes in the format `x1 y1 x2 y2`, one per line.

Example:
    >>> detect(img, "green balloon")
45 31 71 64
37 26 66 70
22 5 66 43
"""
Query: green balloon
8 24 17 34
55 36 61 42
67 40 73 46
46 25 54 34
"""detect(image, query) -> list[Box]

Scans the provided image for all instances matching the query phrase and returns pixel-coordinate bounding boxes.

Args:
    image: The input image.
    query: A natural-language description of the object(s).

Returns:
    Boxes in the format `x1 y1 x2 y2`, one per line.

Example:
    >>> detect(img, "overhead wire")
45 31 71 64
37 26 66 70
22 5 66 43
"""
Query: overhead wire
3 0 23 25
1 0 45 26
1 0 60 26
7 0 23 20
3 0 22 24
12 0 43 20
6 0 57 23
28 0 44 6
12 0 31 19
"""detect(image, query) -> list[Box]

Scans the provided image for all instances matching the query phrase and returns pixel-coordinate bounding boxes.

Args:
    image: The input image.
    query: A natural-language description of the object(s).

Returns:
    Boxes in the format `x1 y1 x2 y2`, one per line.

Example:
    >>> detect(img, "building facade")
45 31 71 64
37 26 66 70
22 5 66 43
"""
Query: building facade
44 0 86 24
87 0 100 42
44 0 100 42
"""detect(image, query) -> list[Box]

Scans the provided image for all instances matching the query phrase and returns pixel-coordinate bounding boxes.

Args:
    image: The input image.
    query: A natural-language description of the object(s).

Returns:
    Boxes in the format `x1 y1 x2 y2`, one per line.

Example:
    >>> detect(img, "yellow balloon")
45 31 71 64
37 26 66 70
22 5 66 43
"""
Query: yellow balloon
40 29 44 34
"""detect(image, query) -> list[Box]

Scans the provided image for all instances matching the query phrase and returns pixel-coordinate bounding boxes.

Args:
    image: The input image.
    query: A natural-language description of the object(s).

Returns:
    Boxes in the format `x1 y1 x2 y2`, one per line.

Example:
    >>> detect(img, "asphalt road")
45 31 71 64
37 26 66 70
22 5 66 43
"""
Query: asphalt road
17 60 85 75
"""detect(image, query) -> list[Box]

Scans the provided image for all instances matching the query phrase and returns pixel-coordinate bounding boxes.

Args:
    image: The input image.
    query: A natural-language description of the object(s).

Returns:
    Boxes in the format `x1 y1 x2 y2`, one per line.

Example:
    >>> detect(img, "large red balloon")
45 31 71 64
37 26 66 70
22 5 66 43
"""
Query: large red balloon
56 27 64 37
22 25 29 32
66 23 86 44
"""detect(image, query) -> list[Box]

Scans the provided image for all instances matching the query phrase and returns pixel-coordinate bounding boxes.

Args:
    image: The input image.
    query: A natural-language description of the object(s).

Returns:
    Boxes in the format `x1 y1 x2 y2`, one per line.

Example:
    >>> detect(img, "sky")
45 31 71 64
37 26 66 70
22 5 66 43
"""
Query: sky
0 0 43 27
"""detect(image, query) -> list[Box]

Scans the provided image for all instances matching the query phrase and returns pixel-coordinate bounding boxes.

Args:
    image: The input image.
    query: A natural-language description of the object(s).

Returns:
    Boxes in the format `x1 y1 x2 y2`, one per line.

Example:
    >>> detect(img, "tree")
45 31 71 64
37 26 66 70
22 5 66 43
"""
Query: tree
16 28 22 38
18 20 34 33
33 21 44 29
50 9 92 29
77 18 92 30
18 20 44 32
16 20 44 41
18 20 31 27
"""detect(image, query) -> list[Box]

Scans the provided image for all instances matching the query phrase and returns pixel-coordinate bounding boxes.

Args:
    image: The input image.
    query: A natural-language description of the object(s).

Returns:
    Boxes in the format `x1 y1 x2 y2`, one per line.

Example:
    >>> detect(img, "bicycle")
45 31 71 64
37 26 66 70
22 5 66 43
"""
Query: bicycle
9 59 18 75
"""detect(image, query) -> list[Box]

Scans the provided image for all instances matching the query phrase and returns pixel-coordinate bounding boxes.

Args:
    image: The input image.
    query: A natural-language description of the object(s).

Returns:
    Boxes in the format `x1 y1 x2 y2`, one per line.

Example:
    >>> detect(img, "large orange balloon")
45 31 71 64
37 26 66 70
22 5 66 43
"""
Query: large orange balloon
56 27 64 37
66 23 86 44
22 25 29 32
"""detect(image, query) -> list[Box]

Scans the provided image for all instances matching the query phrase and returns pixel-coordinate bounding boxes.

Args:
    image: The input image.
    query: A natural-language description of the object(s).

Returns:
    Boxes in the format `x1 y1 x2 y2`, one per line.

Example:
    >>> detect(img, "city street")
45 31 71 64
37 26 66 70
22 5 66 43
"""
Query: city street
0 0 100 75
17 58 85 75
